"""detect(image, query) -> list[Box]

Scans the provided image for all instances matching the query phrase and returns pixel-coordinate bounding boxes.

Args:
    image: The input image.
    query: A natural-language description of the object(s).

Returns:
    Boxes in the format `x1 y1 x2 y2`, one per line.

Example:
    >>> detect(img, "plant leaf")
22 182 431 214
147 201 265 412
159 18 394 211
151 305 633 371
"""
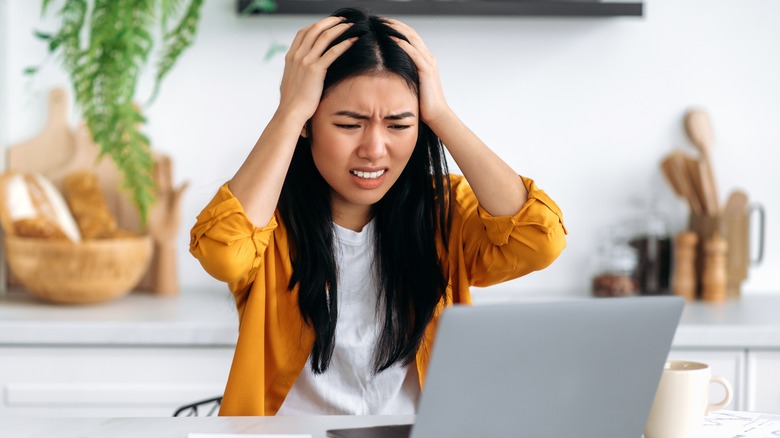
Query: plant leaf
263 42 287 62
33 30 53 40
239 0 277 16
148 0 203 105
35 0 203 224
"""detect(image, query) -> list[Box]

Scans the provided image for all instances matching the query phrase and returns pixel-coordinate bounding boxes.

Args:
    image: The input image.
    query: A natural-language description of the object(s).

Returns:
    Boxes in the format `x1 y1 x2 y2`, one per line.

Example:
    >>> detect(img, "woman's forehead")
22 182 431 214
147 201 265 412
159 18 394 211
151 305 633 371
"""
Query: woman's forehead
322 73 418 110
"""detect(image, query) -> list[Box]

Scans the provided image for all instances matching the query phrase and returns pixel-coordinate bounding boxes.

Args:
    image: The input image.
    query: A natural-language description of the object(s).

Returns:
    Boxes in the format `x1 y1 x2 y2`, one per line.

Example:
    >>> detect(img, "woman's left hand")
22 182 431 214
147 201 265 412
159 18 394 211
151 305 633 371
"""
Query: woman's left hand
385 19 451 127
386 19 528 217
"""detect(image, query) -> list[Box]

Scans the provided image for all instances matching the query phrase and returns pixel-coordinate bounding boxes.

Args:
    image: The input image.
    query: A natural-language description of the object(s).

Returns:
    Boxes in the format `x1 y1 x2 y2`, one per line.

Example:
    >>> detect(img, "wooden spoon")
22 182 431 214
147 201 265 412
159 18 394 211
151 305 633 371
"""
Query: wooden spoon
660 149 702 215
684 108 720 214
684 108 715 151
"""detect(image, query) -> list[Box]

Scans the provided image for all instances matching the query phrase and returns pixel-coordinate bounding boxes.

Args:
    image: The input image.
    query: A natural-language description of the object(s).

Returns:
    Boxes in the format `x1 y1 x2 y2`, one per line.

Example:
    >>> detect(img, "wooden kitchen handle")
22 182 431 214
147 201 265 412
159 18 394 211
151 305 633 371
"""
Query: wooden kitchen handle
697 157 719 215
683 155 707 214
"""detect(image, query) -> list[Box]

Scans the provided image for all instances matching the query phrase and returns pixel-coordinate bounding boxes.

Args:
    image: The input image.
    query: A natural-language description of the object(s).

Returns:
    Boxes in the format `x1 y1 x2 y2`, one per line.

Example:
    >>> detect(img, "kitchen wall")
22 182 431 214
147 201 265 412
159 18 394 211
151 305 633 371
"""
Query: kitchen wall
1 0 777 296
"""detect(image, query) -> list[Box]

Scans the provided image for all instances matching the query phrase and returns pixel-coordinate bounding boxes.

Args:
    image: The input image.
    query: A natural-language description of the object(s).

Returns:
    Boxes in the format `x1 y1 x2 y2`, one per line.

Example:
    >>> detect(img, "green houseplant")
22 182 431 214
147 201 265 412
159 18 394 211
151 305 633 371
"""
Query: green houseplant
28 0 205 224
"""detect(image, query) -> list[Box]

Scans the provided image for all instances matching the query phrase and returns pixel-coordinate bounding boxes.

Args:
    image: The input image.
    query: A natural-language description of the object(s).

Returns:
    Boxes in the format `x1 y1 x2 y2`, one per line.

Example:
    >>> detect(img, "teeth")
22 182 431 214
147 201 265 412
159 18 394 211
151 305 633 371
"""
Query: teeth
351 170 385 179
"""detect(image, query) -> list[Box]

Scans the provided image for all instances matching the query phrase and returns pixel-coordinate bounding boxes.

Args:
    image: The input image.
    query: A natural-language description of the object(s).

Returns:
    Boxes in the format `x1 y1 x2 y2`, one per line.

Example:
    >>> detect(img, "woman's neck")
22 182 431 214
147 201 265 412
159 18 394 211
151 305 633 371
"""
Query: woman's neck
331 205 373 232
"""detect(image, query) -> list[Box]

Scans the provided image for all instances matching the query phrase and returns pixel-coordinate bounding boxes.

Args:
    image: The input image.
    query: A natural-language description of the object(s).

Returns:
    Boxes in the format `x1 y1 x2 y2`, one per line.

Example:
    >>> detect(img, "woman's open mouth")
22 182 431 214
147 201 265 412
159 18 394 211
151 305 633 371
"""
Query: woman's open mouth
349 169 387 189
350 169 386 179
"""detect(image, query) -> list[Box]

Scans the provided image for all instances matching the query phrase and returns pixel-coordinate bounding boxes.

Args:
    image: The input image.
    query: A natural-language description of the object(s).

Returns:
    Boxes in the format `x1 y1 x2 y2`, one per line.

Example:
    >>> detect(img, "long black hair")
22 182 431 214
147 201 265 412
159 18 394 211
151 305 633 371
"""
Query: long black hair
277 8 452 374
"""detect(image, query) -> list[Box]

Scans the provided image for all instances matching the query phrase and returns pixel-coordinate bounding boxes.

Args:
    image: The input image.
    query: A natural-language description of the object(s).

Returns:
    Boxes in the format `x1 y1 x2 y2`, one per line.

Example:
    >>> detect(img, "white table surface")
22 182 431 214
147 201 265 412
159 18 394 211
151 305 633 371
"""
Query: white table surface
0 411 778 438
2 287 780 348
0 415 414 438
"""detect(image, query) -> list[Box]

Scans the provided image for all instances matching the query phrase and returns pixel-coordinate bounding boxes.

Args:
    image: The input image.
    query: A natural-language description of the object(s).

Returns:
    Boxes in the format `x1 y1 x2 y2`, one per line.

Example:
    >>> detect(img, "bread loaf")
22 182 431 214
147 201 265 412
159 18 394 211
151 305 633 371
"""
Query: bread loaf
63 171 118 239
13 217 70 239
0 172 82 242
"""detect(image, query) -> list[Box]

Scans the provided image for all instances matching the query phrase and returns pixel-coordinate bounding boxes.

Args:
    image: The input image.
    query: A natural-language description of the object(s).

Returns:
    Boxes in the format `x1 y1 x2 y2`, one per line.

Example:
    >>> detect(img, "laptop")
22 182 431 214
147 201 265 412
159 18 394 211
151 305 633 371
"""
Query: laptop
327 296 684 438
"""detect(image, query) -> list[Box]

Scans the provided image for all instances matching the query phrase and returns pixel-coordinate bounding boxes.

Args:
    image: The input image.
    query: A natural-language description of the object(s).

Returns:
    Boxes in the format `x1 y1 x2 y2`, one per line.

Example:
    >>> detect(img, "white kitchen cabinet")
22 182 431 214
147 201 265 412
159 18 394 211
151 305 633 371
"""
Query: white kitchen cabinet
746 351 780 414
667 348 745 411
2 290 780 417
0 288 239 417
0 346 233 417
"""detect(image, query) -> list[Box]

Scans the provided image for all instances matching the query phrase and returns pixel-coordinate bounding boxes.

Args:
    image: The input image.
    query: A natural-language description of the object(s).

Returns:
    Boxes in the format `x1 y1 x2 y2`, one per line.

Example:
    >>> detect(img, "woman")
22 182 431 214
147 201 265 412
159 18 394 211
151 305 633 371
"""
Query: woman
190 8 566 416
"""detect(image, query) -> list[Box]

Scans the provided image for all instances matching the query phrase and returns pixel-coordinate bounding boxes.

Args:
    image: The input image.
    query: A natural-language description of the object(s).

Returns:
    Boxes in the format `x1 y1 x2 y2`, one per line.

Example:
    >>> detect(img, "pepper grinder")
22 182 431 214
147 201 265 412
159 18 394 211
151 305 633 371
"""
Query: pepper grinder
672 231 698 301
701 233 728 302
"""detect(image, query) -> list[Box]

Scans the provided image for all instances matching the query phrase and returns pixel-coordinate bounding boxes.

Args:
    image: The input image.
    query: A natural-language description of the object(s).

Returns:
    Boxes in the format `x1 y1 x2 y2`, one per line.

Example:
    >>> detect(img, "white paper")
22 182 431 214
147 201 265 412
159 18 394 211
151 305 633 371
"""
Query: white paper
188 434 311 438
702 410 780 437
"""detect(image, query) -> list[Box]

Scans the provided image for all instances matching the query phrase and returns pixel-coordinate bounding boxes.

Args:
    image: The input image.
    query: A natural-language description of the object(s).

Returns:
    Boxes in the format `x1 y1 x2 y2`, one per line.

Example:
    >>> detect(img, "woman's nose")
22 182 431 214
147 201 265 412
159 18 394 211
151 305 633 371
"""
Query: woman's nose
357 125 388 161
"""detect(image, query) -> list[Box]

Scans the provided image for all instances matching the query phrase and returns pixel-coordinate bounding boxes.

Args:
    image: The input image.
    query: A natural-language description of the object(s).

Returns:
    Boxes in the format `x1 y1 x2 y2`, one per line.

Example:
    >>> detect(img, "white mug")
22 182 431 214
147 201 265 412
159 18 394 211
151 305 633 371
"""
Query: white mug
644 360 733 438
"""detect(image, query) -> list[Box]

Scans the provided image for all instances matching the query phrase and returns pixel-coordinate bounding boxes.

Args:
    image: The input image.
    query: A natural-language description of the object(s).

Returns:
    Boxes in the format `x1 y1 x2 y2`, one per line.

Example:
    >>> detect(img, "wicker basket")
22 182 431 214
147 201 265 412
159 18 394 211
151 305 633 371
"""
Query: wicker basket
4 235 153 304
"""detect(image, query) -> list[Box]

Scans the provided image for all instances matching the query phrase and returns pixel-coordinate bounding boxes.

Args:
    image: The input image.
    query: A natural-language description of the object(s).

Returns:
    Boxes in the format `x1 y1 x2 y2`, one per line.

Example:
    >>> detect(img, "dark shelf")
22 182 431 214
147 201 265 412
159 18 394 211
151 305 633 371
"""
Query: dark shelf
237 1 644 17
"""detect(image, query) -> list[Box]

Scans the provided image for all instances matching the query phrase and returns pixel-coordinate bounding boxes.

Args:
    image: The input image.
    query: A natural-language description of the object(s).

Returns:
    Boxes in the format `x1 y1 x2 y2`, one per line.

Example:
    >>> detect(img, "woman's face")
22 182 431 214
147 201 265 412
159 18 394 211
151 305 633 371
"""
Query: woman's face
309 73 419 228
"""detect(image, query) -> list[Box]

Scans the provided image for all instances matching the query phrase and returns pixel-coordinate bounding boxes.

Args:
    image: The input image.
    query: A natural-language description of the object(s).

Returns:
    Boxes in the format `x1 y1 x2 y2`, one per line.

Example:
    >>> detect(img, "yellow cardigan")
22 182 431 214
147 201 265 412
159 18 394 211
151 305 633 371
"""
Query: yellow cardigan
190 174 567 416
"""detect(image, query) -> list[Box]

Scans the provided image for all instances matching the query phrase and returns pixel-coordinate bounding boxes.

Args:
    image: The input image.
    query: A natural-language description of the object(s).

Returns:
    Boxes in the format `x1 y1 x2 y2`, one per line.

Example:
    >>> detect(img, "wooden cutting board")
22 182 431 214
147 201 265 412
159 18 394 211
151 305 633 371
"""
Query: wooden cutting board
7 88 76 181
8 89 142 232
723 190 750 299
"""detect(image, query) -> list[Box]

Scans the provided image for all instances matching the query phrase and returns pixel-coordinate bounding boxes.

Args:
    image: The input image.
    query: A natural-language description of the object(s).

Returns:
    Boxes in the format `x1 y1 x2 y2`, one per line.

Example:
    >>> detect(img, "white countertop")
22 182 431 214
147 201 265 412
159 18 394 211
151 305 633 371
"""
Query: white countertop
672 295 780 348
0 287 239 346
475 289 780 349
1 288 780 349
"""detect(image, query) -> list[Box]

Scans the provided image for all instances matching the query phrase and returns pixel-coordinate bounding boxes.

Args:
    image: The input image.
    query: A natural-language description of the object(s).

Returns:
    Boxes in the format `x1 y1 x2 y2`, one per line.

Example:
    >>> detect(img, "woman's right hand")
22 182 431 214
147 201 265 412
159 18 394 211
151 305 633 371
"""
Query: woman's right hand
227 16 356 227
278 16 356 123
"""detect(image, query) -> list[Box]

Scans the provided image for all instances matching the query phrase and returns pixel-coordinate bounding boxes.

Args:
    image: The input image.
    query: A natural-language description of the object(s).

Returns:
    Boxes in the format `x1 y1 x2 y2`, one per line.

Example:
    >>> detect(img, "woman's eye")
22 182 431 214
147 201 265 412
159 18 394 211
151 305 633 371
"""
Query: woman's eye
336 124 360 130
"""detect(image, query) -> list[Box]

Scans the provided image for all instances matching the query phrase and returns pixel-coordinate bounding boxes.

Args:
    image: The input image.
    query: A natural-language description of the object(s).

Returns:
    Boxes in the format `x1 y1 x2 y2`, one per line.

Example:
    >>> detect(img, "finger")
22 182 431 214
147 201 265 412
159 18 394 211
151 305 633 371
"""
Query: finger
384 19 428 49
296 16 347 53
288 20 325 53
391 36 431 72
287 16 343 61
306 22 354 61
386 21 435 67
318 36 359 68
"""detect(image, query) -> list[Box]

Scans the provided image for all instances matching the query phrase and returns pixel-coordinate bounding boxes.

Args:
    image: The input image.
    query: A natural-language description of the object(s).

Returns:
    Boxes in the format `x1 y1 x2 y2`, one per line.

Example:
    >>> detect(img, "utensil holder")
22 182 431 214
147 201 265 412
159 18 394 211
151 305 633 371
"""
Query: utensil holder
688 204 765 299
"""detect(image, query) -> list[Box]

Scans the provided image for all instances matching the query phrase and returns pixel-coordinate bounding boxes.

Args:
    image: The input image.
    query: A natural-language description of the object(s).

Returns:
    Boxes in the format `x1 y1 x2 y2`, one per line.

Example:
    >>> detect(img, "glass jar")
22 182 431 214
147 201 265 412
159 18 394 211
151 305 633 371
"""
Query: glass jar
628 211 672 295
591 239 640 298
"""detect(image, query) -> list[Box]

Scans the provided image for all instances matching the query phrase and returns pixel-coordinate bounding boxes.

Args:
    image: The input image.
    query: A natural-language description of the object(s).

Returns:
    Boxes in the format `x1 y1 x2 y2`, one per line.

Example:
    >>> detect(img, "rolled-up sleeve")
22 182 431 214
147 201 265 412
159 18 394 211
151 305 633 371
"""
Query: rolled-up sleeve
189 183 277 291
456 175 567 287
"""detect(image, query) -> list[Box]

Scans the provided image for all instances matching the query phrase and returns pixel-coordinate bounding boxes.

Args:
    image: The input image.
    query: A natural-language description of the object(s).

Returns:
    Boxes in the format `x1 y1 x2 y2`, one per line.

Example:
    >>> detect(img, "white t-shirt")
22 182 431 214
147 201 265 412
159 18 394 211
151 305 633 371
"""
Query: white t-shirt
276 220 421 415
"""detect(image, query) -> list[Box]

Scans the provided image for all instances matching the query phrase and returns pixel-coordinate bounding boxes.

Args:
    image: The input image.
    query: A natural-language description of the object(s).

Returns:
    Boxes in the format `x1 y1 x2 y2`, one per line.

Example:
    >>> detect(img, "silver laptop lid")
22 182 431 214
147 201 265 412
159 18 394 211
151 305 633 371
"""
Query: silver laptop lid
411 296 684 438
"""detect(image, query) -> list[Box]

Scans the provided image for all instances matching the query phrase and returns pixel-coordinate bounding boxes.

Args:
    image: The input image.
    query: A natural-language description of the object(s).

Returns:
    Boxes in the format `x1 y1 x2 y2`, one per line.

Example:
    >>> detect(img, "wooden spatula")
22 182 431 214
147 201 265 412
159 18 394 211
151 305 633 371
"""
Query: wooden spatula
660 149 702 215
683 153 707 215
684 108 720 215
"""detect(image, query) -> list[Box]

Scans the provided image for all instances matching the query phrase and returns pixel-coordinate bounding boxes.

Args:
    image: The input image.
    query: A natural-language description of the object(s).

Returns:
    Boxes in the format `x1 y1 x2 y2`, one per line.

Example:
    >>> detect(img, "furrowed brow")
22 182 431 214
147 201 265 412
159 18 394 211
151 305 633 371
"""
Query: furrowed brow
332 110 369 120
384 111 416 121
331 110 416 120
